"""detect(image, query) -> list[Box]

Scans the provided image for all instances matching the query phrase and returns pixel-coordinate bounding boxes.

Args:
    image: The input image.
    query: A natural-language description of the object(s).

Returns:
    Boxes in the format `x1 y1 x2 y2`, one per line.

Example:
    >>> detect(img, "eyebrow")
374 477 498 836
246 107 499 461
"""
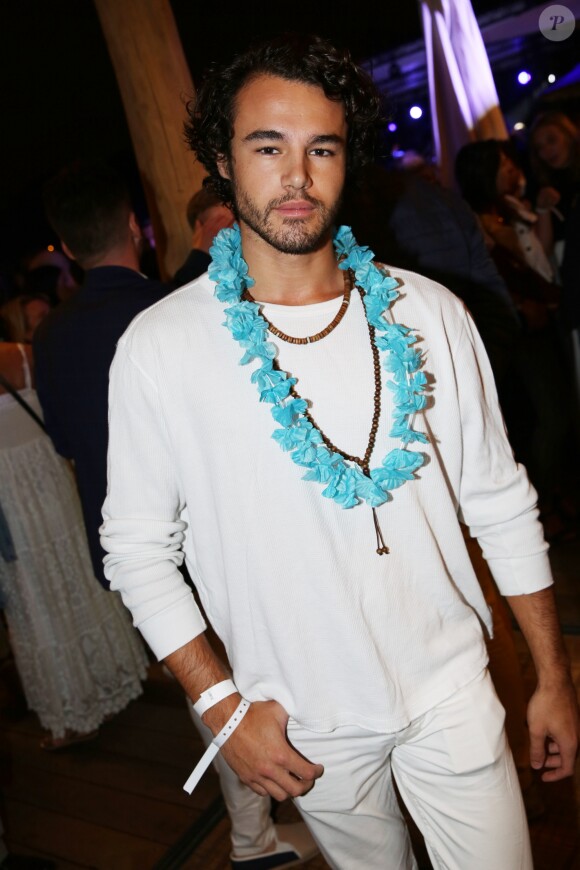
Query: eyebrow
243 130 345 146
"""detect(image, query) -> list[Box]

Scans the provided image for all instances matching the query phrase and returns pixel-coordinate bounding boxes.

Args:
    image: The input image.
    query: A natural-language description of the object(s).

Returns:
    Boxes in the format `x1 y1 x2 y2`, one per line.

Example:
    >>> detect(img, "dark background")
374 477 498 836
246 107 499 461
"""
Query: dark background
1 0 577 271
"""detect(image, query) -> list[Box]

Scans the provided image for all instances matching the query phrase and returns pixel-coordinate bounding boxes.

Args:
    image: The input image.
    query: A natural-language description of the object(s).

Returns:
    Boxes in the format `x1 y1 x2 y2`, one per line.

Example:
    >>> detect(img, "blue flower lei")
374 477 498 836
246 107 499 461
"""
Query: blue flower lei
209 224 428 510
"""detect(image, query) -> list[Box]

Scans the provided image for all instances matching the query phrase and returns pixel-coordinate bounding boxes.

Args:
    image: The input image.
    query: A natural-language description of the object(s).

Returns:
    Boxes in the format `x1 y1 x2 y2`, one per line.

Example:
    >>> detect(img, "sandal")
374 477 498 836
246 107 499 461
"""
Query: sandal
40 729 99 751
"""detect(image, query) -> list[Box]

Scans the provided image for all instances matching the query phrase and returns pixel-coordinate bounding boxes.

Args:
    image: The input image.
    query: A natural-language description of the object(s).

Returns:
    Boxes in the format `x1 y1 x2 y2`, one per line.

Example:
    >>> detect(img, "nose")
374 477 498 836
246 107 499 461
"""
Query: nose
281 151 312 191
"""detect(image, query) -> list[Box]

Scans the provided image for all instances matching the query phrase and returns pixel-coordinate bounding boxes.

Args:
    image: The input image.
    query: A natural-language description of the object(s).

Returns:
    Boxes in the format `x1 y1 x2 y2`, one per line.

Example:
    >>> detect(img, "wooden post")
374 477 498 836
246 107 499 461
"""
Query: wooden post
94 0 205 279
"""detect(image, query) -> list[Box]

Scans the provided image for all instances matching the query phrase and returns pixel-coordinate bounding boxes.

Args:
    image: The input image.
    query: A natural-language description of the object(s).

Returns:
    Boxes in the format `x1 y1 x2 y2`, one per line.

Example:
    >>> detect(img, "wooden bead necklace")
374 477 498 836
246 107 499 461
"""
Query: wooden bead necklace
266 276 389 554
243 268 353 345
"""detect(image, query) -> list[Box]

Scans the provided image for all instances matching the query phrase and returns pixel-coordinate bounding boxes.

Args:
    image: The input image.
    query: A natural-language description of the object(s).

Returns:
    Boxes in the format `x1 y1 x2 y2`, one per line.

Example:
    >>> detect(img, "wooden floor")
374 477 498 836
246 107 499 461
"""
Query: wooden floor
0 663 225 869
1 538 579 869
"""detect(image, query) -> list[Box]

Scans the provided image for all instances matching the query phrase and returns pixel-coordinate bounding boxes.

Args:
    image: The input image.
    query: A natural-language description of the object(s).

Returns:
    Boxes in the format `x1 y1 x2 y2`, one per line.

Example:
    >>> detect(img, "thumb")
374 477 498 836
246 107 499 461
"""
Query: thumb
289 747 324 781
529 730 547 770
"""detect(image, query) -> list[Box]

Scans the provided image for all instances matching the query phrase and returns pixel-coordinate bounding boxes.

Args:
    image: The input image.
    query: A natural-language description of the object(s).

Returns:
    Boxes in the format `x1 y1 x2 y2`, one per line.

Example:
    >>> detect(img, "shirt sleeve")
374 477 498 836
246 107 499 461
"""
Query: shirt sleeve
454 307 553 596
100 337 206 660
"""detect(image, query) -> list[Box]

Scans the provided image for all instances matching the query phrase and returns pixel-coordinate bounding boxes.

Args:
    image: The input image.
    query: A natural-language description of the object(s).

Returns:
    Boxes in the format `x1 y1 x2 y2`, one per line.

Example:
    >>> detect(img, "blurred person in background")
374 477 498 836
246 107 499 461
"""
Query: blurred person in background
173 187 234 286
529 111 580 276
456 139 576 539
24 247 80 305
0 295 51 344
0 337 148 750
34 161 169 587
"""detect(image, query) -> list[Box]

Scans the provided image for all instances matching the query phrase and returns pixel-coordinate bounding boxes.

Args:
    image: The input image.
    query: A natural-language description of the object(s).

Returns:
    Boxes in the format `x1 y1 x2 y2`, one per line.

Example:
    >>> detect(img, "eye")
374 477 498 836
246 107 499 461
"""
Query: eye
310 148 334 157
257 146 280 155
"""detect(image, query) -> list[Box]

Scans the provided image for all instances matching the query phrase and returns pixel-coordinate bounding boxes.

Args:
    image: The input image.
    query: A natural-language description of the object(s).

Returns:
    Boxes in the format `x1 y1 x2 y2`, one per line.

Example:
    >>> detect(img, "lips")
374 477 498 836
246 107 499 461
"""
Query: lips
275 201 316 217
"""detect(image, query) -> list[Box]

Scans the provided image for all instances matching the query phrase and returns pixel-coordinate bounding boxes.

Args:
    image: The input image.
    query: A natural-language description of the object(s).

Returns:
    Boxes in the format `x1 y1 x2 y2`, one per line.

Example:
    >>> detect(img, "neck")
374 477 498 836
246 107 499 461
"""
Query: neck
239 223 343 306
89 240 141 273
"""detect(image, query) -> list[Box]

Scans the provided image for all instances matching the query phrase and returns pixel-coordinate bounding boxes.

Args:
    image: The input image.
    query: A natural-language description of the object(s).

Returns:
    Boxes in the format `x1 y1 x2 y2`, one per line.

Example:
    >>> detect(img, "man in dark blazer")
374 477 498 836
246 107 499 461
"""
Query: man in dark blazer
34 162 170 587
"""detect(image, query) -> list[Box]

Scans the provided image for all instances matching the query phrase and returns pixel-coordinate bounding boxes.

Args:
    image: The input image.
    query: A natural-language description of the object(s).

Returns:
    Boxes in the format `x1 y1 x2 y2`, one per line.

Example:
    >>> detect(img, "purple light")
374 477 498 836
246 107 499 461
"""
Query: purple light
388 122 398 132
517 71 532 85
409 105 423 120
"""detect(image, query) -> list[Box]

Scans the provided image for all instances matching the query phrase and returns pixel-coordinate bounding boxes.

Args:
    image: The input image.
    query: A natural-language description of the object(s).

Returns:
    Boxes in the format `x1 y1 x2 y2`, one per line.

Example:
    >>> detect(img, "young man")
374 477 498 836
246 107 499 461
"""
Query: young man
102 35 579 869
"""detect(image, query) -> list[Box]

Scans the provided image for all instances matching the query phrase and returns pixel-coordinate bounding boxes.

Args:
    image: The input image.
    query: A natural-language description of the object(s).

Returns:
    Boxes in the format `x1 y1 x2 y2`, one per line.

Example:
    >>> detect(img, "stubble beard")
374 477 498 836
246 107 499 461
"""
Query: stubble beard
231 179 343 255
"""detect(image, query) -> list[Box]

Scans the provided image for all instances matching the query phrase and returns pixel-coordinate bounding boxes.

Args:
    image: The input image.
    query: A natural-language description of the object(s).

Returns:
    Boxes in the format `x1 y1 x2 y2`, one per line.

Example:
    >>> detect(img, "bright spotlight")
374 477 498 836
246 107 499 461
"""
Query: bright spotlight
513 122 526 131
409 105 423 120
517 71 532 85
388 122 398 132
547 74 556 84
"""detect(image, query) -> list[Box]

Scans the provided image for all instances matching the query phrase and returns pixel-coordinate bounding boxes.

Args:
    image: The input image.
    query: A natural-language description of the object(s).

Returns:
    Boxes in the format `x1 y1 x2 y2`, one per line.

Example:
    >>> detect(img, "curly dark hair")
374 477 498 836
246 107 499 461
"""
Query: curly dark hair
185 33 383 207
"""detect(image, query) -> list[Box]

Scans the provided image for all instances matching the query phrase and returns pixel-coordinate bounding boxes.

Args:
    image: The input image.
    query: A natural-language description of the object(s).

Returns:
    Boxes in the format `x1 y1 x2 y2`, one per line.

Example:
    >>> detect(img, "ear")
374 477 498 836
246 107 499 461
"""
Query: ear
61 241 76 262
217 155 231 180
191 218 203 249
128 212 142 239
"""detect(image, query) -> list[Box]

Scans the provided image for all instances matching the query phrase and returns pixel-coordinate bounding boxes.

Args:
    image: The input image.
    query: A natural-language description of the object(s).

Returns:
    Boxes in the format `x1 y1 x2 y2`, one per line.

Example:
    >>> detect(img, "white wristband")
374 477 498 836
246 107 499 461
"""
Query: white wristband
193 679 238 717
183 699 250 794
213 698 251 747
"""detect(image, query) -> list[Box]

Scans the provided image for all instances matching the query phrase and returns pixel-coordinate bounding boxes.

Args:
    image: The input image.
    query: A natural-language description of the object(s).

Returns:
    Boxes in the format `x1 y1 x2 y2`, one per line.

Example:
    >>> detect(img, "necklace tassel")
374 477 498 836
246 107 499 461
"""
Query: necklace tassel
372 508 390 555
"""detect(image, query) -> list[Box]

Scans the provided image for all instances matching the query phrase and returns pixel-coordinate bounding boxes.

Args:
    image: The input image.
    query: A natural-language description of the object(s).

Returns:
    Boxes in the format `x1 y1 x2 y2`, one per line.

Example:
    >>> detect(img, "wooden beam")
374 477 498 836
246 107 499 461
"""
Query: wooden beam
94 0 205 279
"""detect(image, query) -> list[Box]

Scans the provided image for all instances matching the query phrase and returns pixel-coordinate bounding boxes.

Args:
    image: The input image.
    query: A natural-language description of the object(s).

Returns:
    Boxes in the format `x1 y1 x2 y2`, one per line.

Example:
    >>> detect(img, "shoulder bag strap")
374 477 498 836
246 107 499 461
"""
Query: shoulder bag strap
0 370 47 433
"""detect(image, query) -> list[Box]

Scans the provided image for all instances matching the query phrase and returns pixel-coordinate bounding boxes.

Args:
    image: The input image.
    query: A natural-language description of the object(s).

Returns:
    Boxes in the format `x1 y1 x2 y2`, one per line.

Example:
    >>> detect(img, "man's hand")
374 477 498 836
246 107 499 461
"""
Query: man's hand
204 697 324 800
164 634 323 798
506 587 579 782
527 680 580 782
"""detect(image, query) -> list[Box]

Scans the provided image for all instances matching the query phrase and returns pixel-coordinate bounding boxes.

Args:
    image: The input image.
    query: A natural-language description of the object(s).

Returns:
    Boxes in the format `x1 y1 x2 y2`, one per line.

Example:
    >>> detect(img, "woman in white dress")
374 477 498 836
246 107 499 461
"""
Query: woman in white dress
0 341 148 748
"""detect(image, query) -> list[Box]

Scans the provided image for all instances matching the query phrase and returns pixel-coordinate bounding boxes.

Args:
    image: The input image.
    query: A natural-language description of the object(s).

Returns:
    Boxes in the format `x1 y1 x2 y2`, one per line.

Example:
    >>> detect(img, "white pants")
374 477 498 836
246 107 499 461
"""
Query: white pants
289 671 532 870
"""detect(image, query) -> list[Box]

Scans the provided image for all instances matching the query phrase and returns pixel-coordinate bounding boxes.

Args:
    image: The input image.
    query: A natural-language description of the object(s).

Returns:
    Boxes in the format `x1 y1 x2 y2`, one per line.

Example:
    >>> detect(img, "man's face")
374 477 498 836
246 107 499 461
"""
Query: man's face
219 74 348 255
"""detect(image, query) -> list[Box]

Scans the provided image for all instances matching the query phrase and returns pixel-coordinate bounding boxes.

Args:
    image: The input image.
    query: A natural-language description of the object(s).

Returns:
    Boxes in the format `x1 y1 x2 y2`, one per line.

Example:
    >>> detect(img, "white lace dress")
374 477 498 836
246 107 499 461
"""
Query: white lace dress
0 346 148 737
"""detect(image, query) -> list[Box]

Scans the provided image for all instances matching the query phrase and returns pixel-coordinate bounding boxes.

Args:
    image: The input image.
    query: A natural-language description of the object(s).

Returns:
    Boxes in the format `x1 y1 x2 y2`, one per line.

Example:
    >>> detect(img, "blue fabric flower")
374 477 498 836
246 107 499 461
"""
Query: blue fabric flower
259 377 296 404
353 469 390 507
302 447 344 483
322 466 359 508
271 397 308 426
223 302 267 342
371 449 425 491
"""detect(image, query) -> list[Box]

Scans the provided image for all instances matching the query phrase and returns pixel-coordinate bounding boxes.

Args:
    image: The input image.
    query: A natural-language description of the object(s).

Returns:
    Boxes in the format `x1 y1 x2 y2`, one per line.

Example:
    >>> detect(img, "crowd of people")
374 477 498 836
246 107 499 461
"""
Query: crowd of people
0 32 579 870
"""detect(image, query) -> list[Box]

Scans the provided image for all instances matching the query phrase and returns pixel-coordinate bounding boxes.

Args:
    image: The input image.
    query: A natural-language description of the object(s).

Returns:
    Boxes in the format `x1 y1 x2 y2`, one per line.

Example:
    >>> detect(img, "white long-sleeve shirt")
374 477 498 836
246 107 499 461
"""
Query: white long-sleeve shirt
101 268 551 733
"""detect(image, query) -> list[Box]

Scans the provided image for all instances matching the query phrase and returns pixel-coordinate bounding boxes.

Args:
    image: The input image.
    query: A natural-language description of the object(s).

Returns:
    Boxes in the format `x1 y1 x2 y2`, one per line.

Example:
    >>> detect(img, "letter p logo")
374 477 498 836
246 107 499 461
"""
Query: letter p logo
540 5 576 41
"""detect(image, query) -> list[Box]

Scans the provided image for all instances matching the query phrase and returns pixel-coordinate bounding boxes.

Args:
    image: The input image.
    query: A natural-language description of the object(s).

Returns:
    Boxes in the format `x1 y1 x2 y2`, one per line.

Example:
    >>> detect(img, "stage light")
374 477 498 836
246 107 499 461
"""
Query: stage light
409 105 423 120
548 73 556 83
392 149 405 158
388 122 398 132
513 122 526 131
517 71 532 85
47 245 55 252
